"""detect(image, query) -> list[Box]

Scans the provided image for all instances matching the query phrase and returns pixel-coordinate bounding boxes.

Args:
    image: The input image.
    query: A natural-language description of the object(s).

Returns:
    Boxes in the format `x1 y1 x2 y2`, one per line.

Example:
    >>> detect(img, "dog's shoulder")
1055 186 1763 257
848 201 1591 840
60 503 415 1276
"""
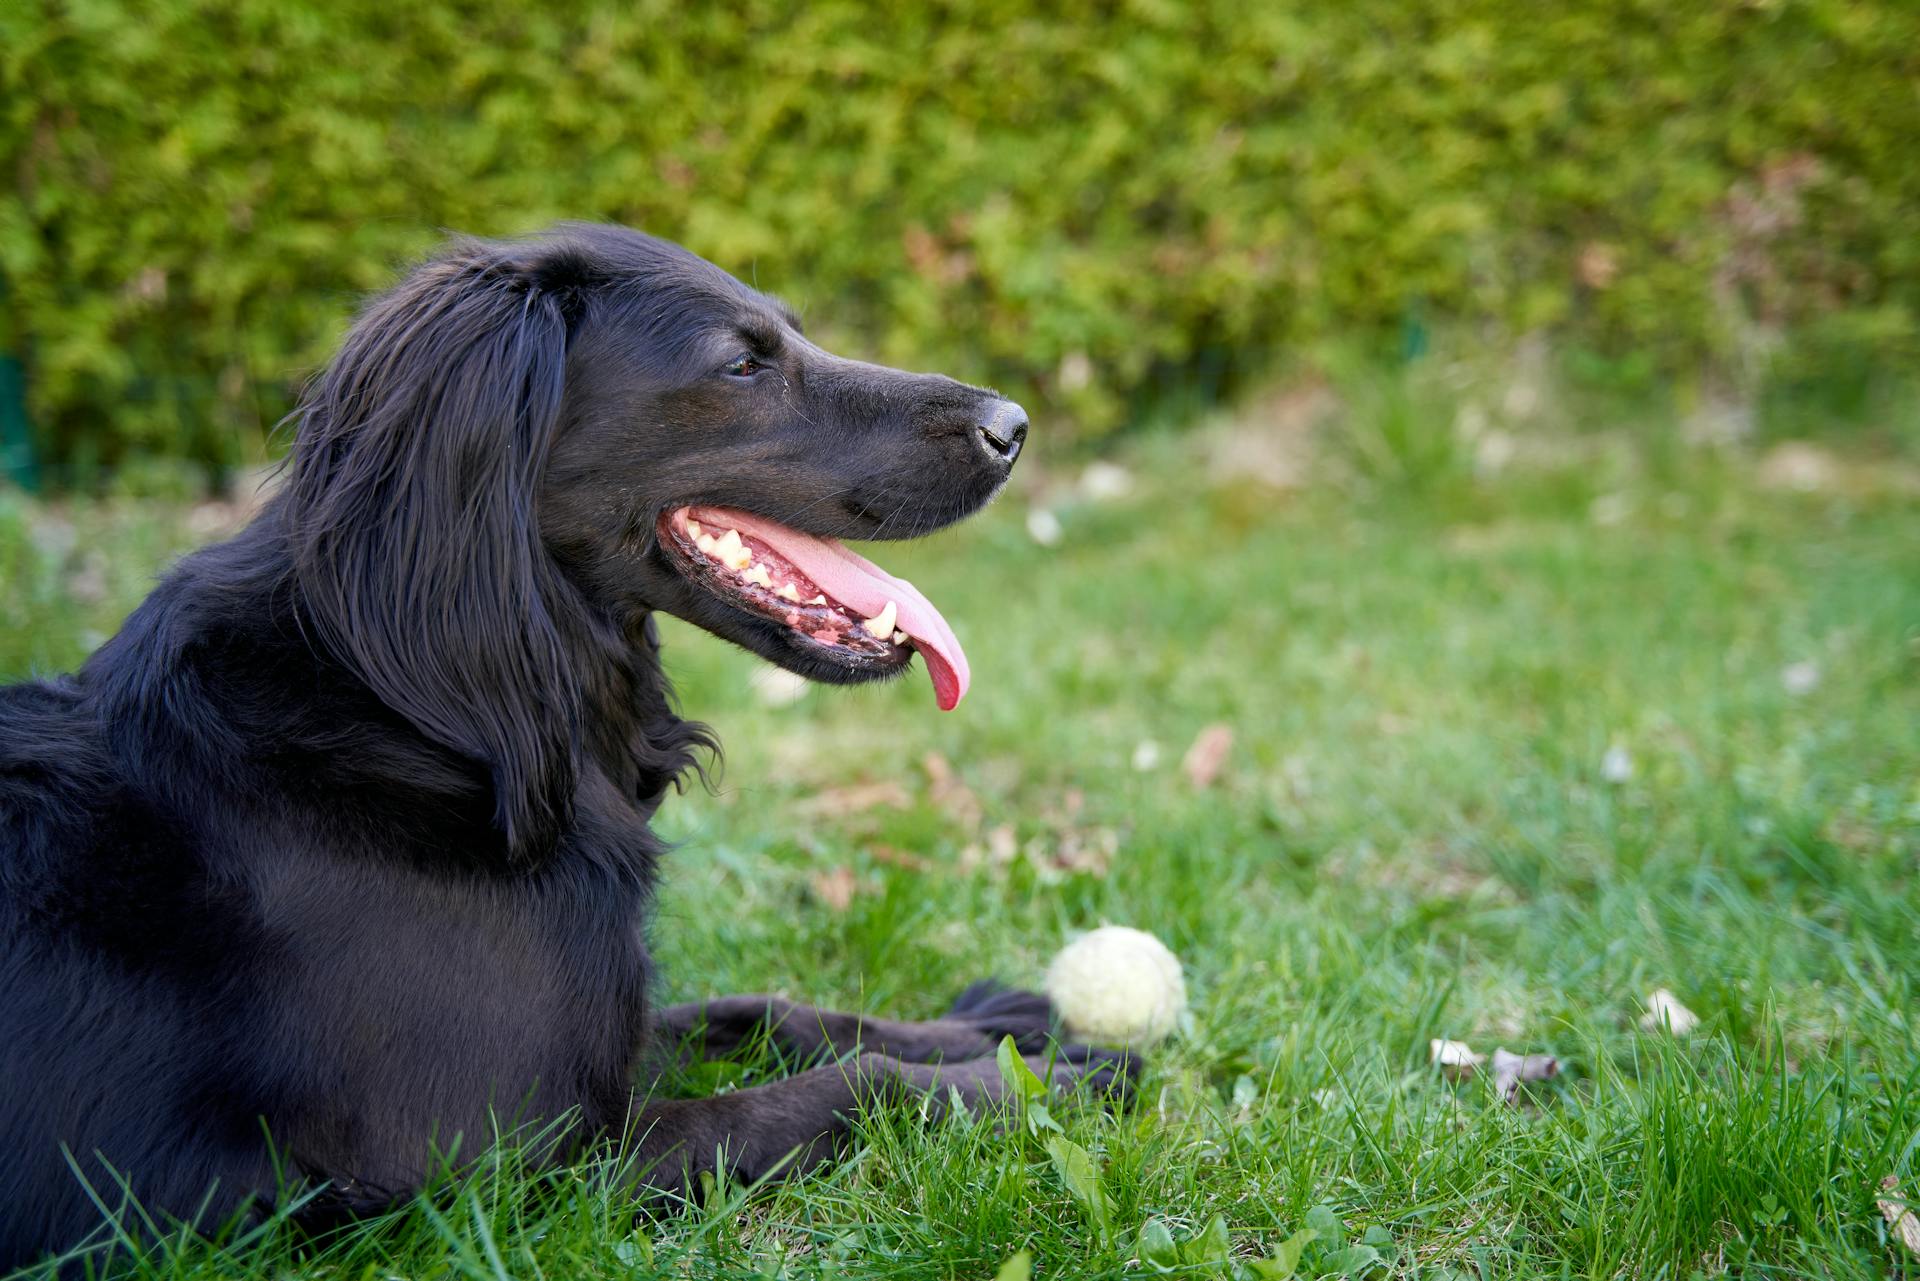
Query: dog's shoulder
0 674 112 827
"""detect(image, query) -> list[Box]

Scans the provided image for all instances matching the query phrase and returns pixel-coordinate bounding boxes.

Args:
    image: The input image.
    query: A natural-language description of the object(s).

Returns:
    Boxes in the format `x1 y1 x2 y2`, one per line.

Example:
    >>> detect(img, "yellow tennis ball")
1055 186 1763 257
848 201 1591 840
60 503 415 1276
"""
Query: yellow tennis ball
1044 925 1186 1048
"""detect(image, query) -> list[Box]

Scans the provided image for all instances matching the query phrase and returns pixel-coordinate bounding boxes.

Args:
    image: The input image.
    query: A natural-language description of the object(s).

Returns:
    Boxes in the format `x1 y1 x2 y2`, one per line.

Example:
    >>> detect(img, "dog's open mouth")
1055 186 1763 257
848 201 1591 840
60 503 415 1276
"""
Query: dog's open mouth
658 506 971 710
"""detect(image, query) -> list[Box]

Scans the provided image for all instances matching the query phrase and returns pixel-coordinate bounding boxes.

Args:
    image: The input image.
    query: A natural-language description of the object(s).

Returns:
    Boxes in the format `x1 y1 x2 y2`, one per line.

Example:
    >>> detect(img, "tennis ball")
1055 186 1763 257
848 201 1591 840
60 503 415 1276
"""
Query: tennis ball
1044 925 1186 1048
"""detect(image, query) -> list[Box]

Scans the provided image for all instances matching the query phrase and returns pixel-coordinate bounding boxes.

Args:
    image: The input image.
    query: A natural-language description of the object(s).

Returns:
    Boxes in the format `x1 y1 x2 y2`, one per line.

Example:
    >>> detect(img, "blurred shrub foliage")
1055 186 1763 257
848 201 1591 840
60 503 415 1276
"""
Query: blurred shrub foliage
3 0 1917 474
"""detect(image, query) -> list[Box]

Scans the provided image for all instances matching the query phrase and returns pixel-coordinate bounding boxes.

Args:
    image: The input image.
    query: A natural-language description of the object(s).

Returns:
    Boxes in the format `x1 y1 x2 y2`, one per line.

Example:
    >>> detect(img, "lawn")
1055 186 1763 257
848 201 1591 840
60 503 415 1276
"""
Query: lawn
3 392 1919 1279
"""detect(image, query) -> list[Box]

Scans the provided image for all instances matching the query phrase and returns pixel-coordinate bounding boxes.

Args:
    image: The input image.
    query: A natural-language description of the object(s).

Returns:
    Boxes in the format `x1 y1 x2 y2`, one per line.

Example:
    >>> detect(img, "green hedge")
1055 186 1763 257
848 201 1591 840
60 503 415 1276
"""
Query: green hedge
3 0 1917 474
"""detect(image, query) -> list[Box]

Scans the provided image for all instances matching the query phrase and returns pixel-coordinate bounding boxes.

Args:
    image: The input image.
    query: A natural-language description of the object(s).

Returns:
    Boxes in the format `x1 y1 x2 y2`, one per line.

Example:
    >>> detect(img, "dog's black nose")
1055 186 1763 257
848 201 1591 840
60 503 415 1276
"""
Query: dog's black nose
978 401 1028 465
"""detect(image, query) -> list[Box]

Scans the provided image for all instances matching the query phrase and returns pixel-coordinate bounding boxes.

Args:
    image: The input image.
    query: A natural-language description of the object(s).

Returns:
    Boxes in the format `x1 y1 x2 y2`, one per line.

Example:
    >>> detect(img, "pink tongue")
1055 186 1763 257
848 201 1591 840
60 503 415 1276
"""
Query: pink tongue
694 507 972 711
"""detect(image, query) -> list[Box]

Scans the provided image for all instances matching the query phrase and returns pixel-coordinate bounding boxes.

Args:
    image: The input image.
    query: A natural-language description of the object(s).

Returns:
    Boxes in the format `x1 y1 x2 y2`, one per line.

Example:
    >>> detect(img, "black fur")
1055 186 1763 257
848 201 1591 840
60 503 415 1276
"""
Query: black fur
0 224 1120 1274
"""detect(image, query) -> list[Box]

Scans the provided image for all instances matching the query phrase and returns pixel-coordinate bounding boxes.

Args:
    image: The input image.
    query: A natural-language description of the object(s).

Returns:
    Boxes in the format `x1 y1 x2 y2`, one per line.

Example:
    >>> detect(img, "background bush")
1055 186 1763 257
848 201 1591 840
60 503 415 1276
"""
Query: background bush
3 0 1917 478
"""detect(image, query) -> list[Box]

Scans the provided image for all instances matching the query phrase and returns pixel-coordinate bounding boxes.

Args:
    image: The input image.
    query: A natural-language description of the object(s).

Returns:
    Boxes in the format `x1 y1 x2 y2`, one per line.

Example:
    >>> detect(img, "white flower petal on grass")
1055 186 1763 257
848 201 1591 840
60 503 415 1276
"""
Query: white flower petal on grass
1589 492 1633 527
1781 661 1821 696
1131 740 1161 772
1026 508 1063 547
1600 745 1634 784
751 666 811 707
1430 1038 1485 1080
1640 988 1699 1035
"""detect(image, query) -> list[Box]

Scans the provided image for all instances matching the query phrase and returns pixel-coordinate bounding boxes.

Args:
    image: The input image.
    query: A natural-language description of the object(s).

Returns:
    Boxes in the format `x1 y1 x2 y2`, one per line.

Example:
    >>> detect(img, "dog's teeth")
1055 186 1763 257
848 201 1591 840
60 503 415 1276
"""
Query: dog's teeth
775 582 802 602
686 518 702 538
861 600 898 638
695 533 717 555
892 630 909 645
809 594 828 606
712 528 752 570
742 563 773 589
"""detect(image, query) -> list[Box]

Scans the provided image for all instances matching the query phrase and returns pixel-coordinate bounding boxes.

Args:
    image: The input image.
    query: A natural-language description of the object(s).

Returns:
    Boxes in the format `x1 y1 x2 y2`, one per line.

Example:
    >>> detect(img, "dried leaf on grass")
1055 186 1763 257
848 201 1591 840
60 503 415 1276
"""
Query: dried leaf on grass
808 866 859 912
797 780 912 819
1490 1049 1559 1102
1029 827 1118 879
1880 1176 1920 1258
921 752 982 831
958 817 1117 882
1182 724 1234 788
868 843 934 874
959 823 1020 874
1430 1038 1557 1103
1429 1038 1485 1080
64 550 109 604
1206 382 1335 492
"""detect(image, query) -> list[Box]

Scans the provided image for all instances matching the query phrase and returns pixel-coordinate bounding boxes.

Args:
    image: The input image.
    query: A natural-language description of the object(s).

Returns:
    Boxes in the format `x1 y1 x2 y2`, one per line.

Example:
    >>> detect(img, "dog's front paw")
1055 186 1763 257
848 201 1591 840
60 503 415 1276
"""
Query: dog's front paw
946 979 1056 1053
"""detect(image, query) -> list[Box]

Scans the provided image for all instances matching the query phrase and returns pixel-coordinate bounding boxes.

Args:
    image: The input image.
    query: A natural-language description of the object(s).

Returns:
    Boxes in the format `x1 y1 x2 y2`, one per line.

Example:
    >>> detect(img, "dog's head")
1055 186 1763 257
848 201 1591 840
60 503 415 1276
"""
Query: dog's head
535 225 1022 710
280 225 1022 851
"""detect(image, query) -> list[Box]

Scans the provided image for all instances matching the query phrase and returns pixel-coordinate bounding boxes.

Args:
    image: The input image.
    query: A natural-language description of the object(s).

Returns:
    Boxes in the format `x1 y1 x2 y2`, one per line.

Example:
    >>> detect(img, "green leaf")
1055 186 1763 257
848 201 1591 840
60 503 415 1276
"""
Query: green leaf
612 1233 654 1268
1320 1243 1383 1276
1243 1227 1317 1279
997 1034 1050 1103
994 1249 1032 1281
1137 1217 1179 1270
1305 1204 1347 1249
1044 1135 1111 1233
1025 1100 1064 1137
682 1058 748 1093
1184 1213 1231 1266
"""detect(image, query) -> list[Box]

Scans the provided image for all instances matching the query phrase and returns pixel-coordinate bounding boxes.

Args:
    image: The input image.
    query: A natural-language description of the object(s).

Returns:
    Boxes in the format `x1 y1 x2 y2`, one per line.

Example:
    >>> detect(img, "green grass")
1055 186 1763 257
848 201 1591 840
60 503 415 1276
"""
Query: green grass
4 396 1919 1279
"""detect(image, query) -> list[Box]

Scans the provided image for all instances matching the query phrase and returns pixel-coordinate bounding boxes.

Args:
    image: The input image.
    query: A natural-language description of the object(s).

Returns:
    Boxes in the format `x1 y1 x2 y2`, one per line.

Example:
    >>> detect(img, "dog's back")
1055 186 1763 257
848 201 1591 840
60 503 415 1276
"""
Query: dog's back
1 667 281 1267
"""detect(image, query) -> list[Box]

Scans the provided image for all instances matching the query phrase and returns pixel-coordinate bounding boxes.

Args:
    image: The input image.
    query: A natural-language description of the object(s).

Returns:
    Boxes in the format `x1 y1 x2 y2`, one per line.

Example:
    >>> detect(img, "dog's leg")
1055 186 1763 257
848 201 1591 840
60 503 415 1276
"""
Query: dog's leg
625 1043 1131 1194
654 981 1055 1066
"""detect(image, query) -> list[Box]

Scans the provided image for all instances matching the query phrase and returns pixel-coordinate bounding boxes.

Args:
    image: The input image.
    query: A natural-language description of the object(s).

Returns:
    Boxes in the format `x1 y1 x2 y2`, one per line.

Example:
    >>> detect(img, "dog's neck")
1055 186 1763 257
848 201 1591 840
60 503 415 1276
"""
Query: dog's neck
82 510 711 869
580 607 714 813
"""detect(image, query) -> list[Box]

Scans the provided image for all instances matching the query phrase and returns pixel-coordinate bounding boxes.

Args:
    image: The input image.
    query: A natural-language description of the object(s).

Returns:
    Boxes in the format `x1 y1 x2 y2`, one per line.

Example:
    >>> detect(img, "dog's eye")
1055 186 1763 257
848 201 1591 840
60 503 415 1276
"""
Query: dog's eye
723 354 764 378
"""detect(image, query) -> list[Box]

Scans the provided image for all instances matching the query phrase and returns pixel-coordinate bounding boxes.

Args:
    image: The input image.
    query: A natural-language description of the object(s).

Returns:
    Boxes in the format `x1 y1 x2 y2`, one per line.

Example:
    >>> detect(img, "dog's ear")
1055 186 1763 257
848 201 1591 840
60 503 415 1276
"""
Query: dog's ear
284 241 580 859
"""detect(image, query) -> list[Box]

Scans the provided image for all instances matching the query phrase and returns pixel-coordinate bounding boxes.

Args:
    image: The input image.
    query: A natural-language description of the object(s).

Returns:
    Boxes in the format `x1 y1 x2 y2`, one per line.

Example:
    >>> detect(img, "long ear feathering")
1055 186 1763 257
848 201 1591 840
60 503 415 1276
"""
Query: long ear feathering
281 241 580 858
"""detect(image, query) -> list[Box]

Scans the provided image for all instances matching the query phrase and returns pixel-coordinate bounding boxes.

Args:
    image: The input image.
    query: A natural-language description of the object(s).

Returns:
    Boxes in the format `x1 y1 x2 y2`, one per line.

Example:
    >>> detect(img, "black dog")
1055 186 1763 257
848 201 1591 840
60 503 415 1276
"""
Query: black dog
0 225 1132 1272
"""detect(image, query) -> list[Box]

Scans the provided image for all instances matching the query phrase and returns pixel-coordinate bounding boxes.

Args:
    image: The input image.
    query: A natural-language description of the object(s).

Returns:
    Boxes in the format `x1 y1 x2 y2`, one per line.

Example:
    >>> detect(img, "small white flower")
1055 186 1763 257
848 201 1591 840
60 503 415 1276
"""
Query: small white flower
1131 740 1161 772
1079 461 1134 501
1781 661 1821 696
1589 492 1633 526
1474 430 1517 476
1601 745 1634 784
1057 350 1093 392
1025 508 1063 547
